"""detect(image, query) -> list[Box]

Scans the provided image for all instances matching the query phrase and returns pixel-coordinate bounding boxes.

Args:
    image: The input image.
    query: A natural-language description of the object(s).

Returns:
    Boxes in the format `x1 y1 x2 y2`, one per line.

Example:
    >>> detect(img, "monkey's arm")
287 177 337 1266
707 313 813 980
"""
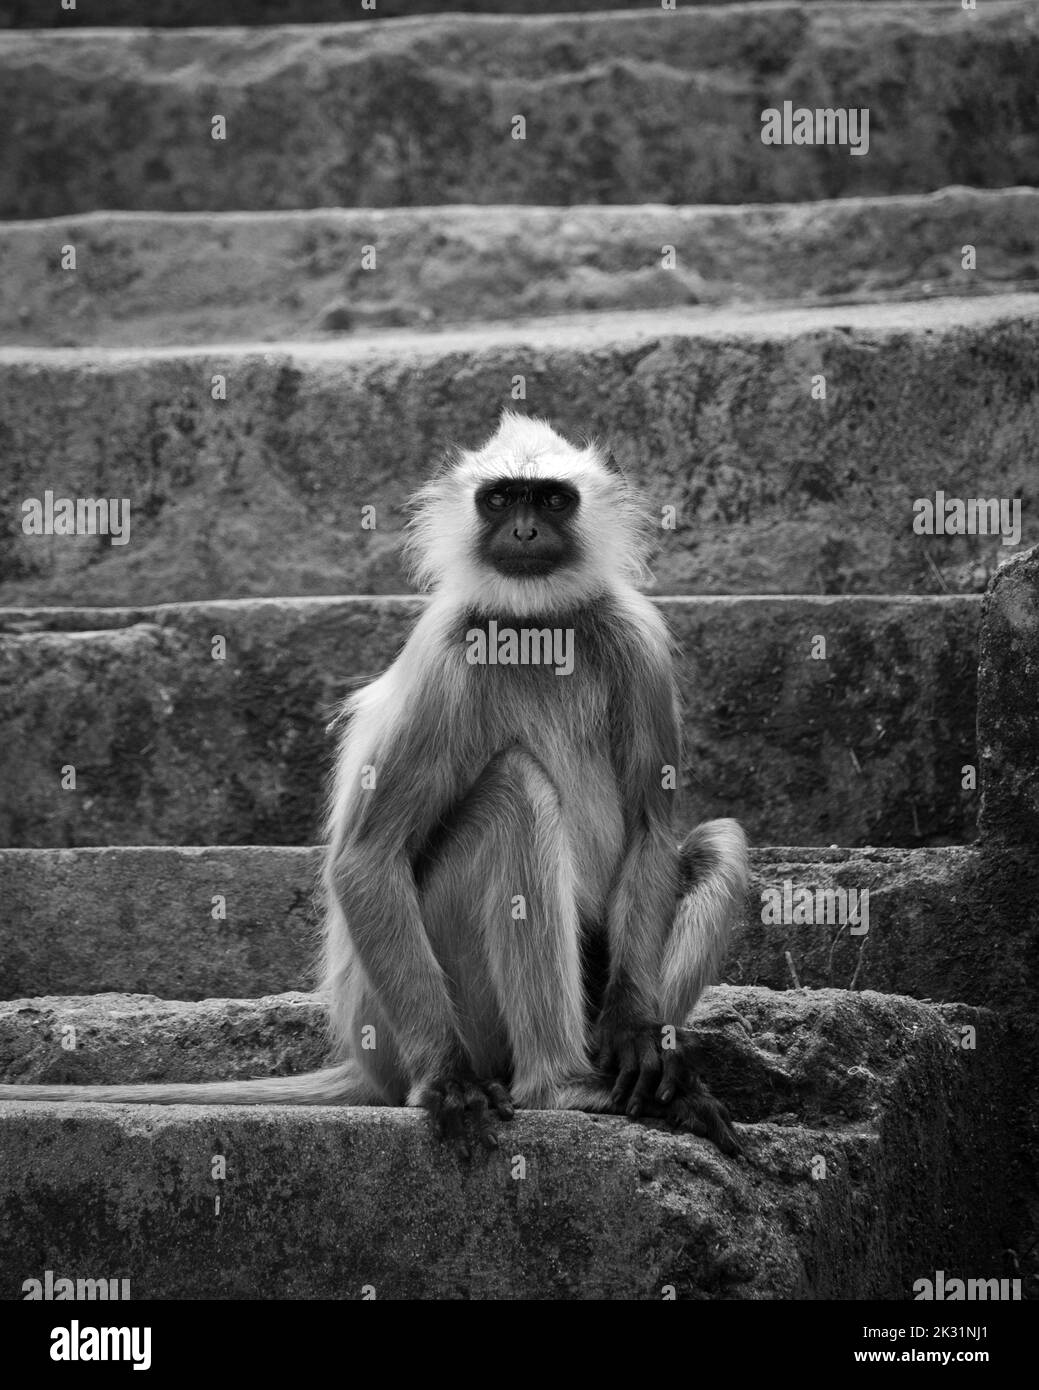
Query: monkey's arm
325 675 513 1148
330 835 513 1150
329 838 457 1083
597 830 683 1116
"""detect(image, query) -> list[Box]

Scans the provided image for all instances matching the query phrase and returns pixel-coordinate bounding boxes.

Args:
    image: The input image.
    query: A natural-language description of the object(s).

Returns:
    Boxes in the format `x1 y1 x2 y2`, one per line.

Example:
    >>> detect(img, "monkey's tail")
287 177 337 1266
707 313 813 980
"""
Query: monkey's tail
0 1061 380 1107
661 818 750 1024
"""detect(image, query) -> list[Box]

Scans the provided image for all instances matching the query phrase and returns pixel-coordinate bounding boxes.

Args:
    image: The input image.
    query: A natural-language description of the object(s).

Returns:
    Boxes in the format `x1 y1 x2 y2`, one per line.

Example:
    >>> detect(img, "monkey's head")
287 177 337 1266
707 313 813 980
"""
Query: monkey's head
406 412 650 615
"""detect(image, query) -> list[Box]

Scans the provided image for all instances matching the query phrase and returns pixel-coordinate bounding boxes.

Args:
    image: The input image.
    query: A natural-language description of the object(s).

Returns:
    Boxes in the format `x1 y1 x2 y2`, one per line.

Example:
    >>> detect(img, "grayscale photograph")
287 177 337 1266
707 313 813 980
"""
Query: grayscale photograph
0 0 1035 1348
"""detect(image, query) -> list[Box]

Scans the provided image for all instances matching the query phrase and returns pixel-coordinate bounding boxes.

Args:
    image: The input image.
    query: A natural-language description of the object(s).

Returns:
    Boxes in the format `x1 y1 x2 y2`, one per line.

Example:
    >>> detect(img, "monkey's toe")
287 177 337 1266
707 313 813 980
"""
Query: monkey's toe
669 1092 743 1158
654 1049 688 1106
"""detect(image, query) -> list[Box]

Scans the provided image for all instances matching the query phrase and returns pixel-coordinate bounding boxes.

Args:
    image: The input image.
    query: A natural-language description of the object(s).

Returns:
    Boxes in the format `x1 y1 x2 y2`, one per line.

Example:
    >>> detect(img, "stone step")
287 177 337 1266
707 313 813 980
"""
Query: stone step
0 986 1013 1298
0 0 934 26
0 991 327 1085
0 595 980 850
2 296 1035 608
2 4 1036 216
5 188 1036 349
2 844 1030 1014
4 548 1036 1300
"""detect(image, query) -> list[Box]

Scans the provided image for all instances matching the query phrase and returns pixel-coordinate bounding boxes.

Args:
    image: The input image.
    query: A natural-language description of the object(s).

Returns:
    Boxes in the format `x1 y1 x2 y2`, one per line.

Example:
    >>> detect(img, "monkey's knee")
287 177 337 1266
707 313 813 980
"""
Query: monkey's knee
412 748 565 1078
483 746 562 813
415 747 562 897
448 746 564 855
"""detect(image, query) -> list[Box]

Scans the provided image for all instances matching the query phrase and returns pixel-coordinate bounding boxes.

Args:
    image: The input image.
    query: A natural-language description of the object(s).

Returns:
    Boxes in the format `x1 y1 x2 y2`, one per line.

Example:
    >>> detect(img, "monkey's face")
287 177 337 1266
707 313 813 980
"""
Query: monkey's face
476 479 582 578
404 415 650 610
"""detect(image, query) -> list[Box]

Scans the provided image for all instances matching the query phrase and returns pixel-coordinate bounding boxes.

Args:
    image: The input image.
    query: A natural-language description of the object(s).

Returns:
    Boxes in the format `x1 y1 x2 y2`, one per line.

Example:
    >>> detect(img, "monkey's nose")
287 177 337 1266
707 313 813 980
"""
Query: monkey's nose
513 524 538 542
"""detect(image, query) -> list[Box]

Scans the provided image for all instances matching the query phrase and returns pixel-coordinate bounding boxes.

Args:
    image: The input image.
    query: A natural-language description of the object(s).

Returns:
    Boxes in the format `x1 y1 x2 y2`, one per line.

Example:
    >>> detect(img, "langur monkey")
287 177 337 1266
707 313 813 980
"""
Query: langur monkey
0 414 749 1155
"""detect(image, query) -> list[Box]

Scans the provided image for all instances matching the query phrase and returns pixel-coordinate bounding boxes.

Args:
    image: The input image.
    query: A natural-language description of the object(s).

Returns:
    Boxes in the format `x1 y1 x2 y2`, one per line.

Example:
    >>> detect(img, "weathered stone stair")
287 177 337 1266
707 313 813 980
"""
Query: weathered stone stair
1 297 1035 607
0 595 982 846
1 0 1037 1301
3 5 1038 214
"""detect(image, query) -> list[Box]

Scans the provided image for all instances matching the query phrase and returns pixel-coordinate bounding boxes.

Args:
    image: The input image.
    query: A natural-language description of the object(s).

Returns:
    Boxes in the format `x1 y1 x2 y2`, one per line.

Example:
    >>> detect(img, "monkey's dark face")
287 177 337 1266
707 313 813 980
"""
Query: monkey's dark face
475 478 581 578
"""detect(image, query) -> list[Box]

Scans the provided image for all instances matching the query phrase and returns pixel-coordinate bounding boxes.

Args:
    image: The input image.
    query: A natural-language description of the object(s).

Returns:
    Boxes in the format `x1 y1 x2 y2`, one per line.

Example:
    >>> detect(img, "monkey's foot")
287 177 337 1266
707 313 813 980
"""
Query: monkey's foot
418 1063 515 1160
663 1077 742 1157
655 1030 742 1155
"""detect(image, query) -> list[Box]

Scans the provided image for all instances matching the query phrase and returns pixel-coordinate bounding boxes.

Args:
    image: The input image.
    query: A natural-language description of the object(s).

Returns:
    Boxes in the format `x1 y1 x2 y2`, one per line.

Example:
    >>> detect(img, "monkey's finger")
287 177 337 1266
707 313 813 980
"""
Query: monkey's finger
609 1067 639 1110
440 1080 471 1157
419 1083 447 1135
463 1083 498 1151
423 1091 471 1159
439 1080 465 1126
626 1061 663 1119
716 1126 743 1159
417 1080 442 1111
626 1032 663 1115
655 1051 686 1105
463 1083 488 1117
485 1080 515 1119
702 1106 743 1157
710 1109 743 1156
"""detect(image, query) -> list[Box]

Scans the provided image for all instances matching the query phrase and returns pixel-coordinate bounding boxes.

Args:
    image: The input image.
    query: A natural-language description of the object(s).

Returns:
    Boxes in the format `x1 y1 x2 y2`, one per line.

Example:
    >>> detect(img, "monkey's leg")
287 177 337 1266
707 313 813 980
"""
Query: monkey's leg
327 937 410 1105
558 820 748 1155
325 867 512 1154
595 818 746 1115
419 747 590 1115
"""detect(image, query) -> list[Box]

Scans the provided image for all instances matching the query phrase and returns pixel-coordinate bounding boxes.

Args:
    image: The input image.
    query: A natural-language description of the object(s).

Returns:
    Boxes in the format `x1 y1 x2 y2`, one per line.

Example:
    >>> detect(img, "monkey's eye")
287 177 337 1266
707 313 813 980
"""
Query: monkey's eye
484 491 510 511
542 492 571 511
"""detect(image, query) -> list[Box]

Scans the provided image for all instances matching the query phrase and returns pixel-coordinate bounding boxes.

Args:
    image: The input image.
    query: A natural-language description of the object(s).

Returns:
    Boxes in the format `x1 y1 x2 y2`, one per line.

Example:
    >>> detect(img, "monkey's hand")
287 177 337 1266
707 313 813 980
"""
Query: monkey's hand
595 1018 669 1120
597 1020 742 1156
417 1058 515 1160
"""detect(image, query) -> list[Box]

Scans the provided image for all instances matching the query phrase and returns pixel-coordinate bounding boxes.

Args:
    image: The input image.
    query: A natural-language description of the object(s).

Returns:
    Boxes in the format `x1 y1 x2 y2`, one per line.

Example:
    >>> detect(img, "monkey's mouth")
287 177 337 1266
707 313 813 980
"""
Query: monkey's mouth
493 556 561 578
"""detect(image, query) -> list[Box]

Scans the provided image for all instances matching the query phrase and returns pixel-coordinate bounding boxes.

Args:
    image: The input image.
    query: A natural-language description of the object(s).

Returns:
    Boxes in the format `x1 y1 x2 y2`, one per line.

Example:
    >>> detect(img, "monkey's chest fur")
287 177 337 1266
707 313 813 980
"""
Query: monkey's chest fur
441 609 630 920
